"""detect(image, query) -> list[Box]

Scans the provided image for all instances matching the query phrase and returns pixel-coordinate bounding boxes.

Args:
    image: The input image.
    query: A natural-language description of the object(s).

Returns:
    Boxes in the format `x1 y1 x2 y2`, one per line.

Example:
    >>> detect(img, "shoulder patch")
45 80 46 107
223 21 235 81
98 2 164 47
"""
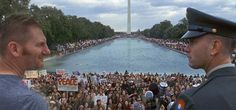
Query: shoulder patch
176 99 185 110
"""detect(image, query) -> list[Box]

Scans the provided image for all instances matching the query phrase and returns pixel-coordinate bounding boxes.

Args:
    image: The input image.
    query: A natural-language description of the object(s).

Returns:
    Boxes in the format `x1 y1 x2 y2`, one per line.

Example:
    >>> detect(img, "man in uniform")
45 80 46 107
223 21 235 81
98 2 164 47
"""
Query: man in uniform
171 8 236 110
0 14 50 110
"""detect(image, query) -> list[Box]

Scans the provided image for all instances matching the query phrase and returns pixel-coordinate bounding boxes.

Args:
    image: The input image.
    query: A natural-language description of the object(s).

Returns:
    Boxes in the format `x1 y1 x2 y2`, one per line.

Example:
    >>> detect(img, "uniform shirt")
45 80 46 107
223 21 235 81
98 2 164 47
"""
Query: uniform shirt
171 64 236 110
206 63 235 77
0 75 48 110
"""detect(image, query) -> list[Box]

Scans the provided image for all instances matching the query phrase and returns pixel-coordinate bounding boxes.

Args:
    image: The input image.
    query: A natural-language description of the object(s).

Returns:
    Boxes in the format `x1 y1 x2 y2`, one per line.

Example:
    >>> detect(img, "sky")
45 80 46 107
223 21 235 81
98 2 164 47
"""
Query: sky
30 0 236 32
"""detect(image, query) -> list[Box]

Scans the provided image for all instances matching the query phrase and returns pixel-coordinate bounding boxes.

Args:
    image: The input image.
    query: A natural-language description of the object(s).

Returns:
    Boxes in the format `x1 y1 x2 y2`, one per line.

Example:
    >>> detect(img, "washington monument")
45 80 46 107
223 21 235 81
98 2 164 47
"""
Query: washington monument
127 0 131 34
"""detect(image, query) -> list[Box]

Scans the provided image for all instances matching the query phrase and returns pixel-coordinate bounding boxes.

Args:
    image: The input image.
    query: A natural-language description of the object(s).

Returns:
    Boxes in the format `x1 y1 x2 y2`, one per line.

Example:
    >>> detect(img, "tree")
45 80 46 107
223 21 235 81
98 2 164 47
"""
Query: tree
149 20 173 38
2 1 115 49
141 29 150 37
164 18 187 39
0 0 30 22
142 18 187 39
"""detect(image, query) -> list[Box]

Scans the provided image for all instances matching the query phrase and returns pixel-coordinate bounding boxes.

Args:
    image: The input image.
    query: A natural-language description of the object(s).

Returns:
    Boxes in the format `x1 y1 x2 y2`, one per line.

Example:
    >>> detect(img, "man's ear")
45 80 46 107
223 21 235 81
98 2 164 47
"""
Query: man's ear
210 40 220 56
7 41 23 57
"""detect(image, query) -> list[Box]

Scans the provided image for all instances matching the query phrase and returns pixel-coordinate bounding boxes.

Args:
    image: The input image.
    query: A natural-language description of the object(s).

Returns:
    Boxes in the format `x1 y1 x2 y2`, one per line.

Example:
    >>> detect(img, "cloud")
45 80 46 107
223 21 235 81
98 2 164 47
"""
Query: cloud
30 0 236 32
30 0 55 7
97 13 126 32
66 0 126 8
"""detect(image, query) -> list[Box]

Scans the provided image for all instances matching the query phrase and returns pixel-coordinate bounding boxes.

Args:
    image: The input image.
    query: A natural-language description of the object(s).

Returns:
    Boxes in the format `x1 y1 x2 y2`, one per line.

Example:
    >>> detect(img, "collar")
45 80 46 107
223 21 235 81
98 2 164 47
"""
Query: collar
206 63 235 77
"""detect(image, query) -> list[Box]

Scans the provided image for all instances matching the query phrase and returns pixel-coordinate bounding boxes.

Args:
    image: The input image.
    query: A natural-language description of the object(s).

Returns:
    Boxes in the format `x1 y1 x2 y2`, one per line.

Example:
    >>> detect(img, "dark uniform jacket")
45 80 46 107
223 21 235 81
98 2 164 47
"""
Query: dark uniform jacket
172 66 236 110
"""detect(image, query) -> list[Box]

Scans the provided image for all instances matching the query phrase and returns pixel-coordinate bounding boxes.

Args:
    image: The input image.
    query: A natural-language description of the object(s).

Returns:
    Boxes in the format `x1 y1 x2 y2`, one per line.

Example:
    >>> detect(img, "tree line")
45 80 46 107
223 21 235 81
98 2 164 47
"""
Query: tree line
0 0 115 48
0 0 188 48
141 18 188 39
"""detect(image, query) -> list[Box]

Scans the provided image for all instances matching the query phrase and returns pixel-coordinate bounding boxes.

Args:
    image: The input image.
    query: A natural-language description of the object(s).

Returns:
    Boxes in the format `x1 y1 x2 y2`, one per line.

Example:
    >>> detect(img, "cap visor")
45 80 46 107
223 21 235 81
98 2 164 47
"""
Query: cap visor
181 31 206 39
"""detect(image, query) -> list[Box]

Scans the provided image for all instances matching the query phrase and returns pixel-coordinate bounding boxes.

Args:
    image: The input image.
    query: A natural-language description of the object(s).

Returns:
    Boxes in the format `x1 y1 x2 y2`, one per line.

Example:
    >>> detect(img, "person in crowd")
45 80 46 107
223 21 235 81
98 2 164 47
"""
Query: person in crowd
93 99 105 110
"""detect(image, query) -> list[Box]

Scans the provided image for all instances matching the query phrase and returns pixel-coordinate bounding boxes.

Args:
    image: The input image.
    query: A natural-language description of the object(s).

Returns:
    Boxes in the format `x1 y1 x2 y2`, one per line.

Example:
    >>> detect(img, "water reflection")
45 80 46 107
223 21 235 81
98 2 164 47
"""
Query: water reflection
44 38 203 75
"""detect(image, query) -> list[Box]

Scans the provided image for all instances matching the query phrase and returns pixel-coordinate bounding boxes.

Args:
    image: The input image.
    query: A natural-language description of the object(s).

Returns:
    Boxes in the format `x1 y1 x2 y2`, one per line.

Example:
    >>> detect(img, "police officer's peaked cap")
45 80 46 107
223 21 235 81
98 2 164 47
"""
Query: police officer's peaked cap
181 7 236 39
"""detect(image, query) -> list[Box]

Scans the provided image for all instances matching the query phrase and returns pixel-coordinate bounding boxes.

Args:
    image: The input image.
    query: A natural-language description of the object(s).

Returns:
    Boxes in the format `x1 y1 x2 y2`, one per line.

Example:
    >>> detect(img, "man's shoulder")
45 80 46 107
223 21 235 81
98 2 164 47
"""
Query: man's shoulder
209 66 236 78
0 75 30 100
172 82 212 110
186 67 236 97
0 75 48 110
19 92 48 110
16 83 48 110
173 67 236 110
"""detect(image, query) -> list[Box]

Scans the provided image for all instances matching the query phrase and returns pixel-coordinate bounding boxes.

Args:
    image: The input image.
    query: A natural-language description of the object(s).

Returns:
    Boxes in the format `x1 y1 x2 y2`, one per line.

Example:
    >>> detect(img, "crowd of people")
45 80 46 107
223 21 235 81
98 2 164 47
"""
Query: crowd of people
55 35 122 56
54 35 188 57
140 36 187 55
28 72 205 110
